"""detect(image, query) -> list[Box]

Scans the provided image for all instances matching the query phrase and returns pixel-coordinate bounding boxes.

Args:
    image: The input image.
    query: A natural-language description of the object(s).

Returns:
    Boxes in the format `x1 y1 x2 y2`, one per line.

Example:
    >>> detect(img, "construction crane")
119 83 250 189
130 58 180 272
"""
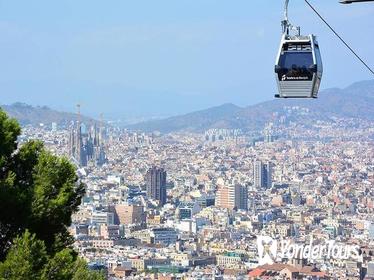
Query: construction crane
76 104 81 124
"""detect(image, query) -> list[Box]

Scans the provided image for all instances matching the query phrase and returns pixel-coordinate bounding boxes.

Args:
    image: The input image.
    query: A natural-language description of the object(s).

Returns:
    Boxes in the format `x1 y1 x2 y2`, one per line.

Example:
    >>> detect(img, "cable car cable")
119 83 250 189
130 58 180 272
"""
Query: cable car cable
304 0 374 76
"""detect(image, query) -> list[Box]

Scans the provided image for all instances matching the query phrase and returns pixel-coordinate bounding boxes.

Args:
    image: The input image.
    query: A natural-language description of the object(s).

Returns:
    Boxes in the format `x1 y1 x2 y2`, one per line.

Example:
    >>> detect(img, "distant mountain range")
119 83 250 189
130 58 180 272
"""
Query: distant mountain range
2 80 373 132
0 102 96 127
128 80 374 133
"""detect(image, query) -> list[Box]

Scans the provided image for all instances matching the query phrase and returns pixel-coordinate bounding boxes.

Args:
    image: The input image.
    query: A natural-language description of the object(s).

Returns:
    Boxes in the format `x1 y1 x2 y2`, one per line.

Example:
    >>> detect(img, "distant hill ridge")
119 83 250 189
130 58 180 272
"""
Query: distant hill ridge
128 79 374 133
1 102 96 126
2 80 373 131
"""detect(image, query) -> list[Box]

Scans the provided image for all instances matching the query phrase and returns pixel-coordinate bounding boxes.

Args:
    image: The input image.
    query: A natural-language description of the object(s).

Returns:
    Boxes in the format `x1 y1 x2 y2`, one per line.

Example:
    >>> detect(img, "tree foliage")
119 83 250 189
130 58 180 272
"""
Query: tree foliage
0 109 85 258
0 231 105 280
0 109 104 279
0 230 47 280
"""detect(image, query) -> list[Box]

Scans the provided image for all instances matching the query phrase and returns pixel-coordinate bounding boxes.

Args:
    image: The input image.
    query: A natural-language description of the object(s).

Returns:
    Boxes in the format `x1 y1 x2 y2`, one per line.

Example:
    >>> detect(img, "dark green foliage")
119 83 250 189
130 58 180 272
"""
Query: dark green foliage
0 109 21 168
0 231 105 280
30 151 85 253
41 248 104 280
0 231 47 280
72 259 107 280
0 108 84 258
0 109 105 280
41 248 75 280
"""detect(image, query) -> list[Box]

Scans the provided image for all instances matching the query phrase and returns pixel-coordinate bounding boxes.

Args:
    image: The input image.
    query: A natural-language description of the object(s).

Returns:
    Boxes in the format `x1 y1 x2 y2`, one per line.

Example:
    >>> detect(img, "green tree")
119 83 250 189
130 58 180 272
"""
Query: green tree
0 109 85 258
41 249 75 280
0 231 105 280
0 109 104 279
41 248 105 280
0 230 47 280
72 259 106 280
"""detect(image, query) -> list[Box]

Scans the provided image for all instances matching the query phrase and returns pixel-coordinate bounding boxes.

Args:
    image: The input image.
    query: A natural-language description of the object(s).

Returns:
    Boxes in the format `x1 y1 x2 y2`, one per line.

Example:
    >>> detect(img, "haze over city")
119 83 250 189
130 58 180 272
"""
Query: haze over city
0 0 373 118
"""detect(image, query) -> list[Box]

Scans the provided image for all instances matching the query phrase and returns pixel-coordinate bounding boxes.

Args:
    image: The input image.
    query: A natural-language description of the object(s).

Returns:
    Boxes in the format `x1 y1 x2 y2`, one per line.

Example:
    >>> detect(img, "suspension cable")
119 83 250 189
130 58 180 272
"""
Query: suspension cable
305 0 374 76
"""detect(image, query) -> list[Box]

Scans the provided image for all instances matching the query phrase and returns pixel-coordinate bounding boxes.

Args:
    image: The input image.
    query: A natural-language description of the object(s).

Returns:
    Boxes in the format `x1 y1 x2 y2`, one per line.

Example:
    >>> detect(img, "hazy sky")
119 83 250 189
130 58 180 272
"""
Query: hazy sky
0 0 373 118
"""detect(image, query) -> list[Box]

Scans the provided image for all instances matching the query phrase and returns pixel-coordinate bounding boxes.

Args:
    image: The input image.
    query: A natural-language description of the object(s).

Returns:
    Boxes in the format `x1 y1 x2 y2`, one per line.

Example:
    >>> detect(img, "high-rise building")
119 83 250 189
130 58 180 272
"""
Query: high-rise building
216 184 248 210
253 161 272 188
263 129 274 143
235 184 248 210
216 185 231 209
146 167 167 206
51 122 57 132
263 123 274 143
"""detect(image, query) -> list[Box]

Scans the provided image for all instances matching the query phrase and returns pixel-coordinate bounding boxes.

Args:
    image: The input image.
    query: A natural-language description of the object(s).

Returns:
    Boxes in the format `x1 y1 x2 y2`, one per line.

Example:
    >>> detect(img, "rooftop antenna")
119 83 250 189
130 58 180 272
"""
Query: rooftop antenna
99 113 104 142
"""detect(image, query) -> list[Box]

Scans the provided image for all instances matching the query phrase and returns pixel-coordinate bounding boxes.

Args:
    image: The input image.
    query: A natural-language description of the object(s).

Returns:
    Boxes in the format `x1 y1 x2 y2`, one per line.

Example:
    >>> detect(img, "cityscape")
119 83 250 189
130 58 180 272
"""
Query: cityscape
15 98 373 279
0 1 374 280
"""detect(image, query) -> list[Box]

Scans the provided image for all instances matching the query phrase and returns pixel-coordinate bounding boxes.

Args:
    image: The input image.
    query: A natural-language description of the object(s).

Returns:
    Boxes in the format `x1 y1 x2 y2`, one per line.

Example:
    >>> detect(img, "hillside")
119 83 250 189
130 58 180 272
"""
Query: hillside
128 103 242 133
128 80 374 133
1 103 97 127
2 80 373 131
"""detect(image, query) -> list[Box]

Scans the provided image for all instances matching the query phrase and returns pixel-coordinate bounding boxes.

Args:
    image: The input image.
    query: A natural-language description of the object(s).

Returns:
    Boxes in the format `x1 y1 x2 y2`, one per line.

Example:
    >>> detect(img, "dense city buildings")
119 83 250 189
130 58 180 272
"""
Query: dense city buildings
19 107 374 280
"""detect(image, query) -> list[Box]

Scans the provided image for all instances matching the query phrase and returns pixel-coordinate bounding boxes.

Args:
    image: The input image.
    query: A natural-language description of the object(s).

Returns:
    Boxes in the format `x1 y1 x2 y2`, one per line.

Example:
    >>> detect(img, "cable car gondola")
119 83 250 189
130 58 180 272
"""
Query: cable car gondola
275 0 323 98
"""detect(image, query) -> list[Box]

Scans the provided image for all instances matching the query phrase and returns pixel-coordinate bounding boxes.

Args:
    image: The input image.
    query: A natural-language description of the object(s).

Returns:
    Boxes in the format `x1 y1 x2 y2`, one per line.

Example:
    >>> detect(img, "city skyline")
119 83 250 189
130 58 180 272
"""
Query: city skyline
13 104 374 278
0 1 373 118
0 1 374 279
